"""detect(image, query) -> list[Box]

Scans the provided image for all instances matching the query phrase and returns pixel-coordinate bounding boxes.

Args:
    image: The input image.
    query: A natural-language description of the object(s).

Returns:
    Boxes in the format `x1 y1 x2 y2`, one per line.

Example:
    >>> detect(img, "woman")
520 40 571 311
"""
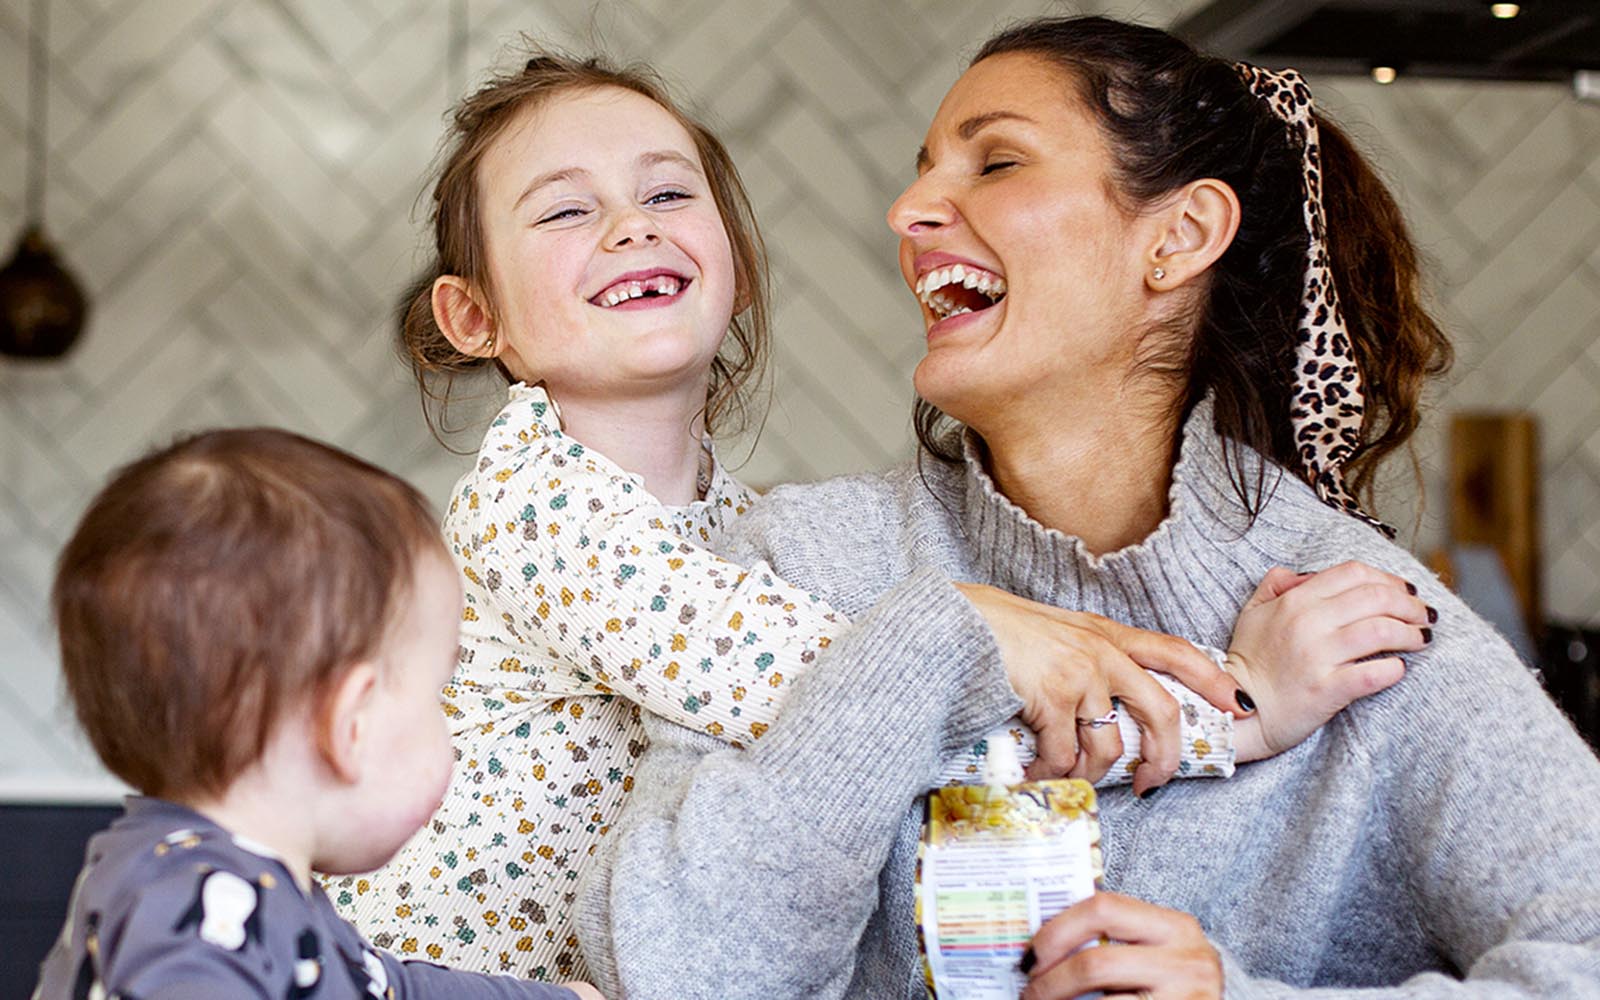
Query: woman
571 15 1600 1000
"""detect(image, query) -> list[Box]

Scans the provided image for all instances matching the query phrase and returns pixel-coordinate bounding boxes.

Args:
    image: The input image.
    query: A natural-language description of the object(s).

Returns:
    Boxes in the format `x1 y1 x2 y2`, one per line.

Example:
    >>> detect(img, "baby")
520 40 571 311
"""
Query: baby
32 428 600 999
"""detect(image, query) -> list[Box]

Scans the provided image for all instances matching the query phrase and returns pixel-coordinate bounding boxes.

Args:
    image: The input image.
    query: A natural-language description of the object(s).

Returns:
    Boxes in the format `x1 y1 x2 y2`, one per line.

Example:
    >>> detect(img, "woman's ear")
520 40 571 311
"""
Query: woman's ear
432 276 498 357
316 663 379 785
1146 178 1241 291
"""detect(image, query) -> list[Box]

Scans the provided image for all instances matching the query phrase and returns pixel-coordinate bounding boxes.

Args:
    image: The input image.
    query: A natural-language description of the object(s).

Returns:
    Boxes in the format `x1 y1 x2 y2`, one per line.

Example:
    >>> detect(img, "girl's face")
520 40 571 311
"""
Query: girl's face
476 86 737 404
887 53 1163 431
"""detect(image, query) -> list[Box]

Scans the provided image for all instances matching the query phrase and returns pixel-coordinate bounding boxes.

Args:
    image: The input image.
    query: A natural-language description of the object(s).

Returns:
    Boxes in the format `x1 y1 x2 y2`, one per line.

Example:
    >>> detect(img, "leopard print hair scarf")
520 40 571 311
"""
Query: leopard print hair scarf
1235 64 1396 538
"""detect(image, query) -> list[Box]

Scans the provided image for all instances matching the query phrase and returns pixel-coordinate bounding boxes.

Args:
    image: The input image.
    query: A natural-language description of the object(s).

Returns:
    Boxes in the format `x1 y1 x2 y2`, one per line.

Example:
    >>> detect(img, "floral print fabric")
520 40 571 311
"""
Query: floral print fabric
333 383 1232 980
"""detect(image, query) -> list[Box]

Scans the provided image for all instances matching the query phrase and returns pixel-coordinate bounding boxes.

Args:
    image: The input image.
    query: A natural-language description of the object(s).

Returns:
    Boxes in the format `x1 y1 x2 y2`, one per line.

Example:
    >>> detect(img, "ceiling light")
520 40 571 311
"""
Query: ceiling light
1490 3 1520 17
1371 65 1398 84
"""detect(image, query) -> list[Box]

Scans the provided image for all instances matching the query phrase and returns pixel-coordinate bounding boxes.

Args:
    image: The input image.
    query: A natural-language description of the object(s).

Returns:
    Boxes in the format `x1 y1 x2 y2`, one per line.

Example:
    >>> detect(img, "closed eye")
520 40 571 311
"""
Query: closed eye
537 207 587 224
980 160 1018 176
646 188 692 206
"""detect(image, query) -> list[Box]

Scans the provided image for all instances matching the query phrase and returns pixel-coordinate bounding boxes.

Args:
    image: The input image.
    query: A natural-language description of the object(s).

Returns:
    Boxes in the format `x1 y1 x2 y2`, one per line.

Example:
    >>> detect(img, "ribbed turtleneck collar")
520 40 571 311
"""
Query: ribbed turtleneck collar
951 396 1338 646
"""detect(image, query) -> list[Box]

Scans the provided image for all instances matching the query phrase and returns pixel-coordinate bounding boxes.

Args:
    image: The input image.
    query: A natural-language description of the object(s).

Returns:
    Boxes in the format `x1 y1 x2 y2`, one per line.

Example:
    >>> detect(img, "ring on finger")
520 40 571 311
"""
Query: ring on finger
1076 709 1119 730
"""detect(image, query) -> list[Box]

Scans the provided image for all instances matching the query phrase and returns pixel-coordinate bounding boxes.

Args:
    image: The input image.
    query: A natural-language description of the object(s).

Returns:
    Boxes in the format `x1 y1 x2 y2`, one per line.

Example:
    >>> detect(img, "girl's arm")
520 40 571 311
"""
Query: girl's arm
458 418 837 747
461 410 1240 788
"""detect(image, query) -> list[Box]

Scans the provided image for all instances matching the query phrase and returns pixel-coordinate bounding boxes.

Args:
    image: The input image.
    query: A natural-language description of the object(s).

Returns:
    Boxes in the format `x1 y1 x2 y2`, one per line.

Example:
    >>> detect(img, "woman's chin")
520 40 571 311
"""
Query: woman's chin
913 355 982 416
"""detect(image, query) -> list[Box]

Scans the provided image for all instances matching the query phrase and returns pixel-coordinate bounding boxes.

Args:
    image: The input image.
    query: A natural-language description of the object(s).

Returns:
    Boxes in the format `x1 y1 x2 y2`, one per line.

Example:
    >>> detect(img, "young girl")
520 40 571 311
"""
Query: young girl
335 52 1427 980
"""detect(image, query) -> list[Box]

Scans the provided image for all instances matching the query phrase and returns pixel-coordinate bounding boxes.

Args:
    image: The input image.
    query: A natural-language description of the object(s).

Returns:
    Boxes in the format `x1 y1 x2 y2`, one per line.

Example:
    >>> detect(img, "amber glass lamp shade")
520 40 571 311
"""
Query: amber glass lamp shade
0 226 89 360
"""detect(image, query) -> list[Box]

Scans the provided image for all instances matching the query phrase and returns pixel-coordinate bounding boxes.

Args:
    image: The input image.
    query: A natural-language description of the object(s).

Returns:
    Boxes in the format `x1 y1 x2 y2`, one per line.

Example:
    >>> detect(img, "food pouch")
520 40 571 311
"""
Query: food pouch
915 738 1103 999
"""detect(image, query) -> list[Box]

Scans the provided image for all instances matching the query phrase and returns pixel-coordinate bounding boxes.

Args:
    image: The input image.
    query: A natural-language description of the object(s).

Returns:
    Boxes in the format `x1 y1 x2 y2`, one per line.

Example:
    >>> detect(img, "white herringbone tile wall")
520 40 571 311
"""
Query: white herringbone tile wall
1 0 1597 783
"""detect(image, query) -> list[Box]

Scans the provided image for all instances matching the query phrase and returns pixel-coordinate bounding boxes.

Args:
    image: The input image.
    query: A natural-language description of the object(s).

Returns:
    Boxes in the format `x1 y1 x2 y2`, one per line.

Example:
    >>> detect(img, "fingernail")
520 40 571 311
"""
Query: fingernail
1235 688 1256 713
1406 581 1417 596
1427 605 1438 624
1019 946 1037 974
1137 785 1164 802
1421 627 1433 644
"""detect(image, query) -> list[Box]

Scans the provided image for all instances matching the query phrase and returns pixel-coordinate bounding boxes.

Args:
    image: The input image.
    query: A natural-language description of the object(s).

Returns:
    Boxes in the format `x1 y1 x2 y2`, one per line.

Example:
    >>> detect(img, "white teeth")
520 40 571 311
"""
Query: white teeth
915 264 1008 318
597 275 684 307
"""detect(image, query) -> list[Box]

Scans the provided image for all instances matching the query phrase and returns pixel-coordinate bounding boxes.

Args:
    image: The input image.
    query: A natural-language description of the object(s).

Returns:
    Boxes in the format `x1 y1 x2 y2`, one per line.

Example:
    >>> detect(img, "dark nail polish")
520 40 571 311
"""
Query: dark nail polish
1406 581 1417 596
1235 688 1256 714
1421 627 1433 644
1137 784 1164 802
1427 605 1438 624
1019 946 1037 974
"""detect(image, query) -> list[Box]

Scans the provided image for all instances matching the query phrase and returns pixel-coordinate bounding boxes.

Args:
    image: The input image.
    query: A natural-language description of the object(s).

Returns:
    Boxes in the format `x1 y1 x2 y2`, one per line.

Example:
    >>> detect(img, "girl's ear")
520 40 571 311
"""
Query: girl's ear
432 276 498 358
316 663 379 785
1145 178 1241 291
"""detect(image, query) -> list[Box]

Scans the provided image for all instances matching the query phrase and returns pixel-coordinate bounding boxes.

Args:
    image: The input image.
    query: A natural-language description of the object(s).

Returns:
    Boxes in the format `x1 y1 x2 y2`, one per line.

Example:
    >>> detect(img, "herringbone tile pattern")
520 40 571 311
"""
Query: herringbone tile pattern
0 0 1595 780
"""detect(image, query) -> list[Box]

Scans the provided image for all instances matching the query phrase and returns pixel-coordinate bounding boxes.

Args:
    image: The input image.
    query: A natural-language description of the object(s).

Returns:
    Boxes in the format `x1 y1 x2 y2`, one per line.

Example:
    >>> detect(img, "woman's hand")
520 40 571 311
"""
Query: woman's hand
954 583 1249 794
1022 892 1221 1000
1227 561 1432 761
561 983 606 1000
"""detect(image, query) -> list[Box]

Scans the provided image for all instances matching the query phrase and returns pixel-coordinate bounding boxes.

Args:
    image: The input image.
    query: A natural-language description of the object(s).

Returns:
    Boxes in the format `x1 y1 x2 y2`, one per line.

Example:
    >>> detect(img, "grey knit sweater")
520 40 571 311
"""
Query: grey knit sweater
573 400 1600 998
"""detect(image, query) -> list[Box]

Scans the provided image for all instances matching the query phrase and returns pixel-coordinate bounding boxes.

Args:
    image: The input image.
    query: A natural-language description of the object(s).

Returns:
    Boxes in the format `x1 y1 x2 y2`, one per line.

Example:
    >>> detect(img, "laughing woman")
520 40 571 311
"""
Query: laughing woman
573 15 1600 1000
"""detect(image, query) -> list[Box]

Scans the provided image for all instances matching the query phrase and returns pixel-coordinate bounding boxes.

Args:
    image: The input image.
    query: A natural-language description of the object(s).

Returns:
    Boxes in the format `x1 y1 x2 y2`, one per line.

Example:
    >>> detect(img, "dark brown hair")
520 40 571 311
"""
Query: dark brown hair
916 16 1452 517
52 429 446 799
399 48 770 441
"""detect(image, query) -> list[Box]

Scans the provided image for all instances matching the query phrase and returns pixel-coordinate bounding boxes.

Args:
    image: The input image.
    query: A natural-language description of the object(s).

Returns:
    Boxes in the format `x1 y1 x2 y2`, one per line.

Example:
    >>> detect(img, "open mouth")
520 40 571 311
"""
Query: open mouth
916 263 1007 321
590 271 690 308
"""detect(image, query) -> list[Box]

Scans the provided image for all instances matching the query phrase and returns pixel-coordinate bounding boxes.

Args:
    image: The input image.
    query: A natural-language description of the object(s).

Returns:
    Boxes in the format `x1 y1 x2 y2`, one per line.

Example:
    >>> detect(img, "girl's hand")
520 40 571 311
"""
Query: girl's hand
561 983 606 1000
954 583 1249 794
1227 561 1432 761
1022 892 1222 1000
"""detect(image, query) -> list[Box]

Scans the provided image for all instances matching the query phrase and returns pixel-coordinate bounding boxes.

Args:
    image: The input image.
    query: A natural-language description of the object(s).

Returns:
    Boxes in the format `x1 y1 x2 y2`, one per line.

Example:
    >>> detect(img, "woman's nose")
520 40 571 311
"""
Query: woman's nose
887 174 954 239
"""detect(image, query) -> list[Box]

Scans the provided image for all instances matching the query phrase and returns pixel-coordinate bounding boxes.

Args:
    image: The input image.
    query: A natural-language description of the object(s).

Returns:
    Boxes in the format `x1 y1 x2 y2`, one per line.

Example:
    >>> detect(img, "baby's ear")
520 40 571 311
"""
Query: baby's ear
316 663 379 784
431 276 497 358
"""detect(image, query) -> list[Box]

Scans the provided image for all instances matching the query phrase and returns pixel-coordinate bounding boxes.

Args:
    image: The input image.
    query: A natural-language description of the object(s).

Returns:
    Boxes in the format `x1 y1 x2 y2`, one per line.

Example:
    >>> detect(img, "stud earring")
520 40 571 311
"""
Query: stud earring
1152 267 1166 281
483 329 497 356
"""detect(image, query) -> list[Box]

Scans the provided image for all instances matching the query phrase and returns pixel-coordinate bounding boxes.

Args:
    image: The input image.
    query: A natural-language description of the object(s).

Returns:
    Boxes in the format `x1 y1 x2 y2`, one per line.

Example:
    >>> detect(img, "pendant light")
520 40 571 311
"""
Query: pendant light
0 0 89 360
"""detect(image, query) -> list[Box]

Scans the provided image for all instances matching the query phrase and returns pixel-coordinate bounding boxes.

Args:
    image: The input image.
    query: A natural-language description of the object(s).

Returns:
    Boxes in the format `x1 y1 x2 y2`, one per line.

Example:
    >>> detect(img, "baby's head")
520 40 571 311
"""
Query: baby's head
53 429 460 874
402 49 770 437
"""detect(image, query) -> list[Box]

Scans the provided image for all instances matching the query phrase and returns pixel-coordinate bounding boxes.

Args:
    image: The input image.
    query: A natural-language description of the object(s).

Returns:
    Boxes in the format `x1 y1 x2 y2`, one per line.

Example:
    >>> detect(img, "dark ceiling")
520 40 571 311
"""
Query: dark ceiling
1173 0 1600 82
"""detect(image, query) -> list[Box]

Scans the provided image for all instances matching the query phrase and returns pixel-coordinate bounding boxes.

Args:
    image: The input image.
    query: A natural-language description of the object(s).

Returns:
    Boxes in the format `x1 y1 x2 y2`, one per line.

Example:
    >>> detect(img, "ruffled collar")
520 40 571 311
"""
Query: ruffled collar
503 382 740 512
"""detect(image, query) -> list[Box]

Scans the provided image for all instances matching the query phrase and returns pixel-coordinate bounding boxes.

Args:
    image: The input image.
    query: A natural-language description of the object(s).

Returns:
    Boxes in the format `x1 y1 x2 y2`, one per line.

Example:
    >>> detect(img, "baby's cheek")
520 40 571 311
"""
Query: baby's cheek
425 724 454 805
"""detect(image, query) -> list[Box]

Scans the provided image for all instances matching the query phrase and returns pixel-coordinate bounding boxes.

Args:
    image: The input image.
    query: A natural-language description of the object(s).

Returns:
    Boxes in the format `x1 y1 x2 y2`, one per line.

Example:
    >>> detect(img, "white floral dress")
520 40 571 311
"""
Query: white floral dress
333 384 1233 980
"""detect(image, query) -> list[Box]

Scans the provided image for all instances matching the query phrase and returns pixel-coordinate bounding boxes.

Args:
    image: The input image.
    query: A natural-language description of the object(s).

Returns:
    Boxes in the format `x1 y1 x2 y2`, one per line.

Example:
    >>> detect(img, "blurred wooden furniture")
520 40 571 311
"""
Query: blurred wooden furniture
1447 412 1541 637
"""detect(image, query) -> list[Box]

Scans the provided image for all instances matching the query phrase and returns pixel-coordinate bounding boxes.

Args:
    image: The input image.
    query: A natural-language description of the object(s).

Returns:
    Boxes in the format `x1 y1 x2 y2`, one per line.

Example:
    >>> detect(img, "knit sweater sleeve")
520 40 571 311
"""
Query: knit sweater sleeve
574 567 1025 999
1219 545 1600 998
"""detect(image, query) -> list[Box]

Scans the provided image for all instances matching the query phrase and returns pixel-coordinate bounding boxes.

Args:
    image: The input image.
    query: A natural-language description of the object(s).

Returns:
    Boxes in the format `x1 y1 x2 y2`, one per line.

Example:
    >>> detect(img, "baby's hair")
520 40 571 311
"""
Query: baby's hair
400 46 770 442
52 428 447 800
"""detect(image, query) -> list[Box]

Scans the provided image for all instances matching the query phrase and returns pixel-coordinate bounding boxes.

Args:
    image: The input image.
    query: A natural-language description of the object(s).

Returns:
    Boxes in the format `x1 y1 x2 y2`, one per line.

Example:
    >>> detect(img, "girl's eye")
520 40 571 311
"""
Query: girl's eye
980 160 1018 176
537 207 587 224
646 189 691 205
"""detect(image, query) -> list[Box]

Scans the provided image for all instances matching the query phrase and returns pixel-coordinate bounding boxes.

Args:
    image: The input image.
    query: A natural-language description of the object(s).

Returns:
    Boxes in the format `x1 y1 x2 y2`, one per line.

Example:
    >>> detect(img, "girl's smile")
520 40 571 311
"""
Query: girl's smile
590 268 692 310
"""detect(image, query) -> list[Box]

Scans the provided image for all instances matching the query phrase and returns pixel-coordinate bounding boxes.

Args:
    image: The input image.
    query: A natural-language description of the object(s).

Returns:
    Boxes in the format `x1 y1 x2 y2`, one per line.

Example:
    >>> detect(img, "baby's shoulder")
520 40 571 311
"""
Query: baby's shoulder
43 820 337 998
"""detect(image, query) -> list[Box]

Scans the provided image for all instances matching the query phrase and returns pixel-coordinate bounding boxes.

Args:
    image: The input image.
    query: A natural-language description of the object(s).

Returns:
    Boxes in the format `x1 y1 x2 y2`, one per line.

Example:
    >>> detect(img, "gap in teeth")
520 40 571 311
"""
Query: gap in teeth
602 275 681 307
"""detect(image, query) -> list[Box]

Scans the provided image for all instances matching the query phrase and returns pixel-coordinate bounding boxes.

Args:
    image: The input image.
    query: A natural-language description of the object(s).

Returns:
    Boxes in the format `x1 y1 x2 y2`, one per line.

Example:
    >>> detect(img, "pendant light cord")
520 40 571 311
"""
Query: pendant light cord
25 0 48 224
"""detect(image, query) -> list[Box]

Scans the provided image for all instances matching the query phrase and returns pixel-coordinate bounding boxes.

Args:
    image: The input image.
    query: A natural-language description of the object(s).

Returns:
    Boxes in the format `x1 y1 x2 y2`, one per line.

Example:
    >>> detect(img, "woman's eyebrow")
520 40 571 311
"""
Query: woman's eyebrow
915 110 1037 171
